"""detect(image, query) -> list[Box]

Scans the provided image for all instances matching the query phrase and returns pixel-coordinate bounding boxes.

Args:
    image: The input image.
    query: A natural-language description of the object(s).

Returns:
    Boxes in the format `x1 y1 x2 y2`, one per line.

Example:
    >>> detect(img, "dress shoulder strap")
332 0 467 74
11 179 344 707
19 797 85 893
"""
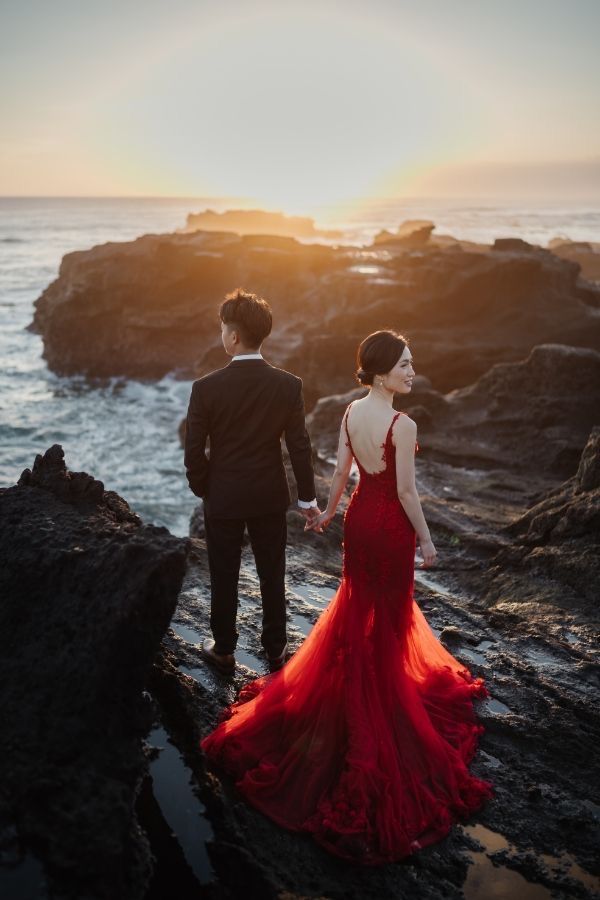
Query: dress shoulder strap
343 401 354 448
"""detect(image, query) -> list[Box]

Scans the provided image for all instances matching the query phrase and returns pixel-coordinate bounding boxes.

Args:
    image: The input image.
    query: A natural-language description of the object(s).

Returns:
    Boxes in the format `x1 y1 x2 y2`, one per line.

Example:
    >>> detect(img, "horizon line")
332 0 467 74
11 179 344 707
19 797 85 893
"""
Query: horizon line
1 194 599 206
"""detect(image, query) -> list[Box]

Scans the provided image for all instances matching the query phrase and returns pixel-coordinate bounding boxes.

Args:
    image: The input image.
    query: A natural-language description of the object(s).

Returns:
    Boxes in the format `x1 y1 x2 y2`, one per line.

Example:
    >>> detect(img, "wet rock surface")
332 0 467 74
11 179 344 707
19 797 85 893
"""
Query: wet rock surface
0 446 189 900
30 226 600 404
150 462 600 898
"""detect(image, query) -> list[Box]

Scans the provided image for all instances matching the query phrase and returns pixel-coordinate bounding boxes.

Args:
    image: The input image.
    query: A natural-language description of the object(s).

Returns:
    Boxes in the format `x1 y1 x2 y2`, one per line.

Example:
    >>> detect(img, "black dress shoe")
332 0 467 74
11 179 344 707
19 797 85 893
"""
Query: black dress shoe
201 638 235 675
267 642 288 673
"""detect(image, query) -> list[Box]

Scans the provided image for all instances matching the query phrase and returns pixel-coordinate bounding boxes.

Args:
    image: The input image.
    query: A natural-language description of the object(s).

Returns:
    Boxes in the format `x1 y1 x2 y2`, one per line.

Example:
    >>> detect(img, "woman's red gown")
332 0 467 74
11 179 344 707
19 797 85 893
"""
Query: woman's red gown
201 409 493 864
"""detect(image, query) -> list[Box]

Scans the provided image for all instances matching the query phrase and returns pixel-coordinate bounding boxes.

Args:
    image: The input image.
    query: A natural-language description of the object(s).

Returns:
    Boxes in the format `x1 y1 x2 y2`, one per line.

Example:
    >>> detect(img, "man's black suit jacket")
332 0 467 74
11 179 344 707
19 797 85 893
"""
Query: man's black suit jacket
184 358 316 519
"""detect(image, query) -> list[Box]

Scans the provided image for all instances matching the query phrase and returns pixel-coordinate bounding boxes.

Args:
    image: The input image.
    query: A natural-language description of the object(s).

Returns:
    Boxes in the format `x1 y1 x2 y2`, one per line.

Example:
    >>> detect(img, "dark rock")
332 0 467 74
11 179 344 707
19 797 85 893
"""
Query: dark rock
428 345 600 478
0 446 190 899
493 238 539 253
548 238 600 283
189 503 205 538
440 625 462 645
492 427 600 606
575 425 600 492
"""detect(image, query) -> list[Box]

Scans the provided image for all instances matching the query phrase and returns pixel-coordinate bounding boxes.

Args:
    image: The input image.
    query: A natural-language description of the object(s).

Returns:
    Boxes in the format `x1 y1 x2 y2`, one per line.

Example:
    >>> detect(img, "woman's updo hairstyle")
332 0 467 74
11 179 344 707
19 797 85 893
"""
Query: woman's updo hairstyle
356 330 408 386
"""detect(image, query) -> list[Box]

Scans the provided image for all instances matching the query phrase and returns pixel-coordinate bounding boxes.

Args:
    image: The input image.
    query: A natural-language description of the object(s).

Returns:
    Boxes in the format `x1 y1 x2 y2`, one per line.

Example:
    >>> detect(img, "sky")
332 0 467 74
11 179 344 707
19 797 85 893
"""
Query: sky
1 0 599 212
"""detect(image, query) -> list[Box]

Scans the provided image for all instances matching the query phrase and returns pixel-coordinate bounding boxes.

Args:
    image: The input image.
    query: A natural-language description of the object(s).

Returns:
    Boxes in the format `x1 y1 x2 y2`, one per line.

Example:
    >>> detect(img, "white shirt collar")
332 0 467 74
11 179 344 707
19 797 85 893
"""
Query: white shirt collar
230 353 264 361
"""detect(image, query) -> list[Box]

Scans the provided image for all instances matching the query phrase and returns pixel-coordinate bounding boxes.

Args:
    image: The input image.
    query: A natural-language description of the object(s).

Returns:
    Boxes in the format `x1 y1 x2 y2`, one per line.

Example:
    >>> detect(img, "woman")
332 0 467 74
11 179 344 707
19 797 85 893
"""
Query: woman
201 330 493 864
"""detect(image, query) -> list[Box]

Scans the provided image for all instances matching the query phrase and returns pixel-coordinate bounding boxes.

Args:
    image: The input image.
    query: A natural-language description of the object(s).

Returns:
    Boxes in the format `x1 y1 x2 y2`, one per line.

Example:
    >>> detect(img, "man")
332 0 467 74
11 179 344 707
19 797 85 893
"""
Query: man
184 288 321 675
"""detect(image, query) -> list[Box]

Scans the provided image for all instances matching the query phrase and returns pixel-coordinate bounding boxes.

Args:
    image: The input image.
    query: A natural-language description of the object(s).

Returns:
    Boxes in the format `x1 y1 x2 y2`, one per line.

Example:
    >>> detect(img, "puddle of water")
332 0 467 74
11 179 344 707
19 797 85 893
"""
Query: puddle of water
235 647 262 671
0 851 47 900
459 647 487 667
482 697 512 716
479 750 502 769
477 640 494 652
179 664 214 690
463 824 551 900
147 725 214 885
347 264 389 276
414 571 457 600
522 645 564 670
463 823 600 898
291 613 312 637
466 823 510 853
540 852 600 893
171 623 204 646
291 584 336 610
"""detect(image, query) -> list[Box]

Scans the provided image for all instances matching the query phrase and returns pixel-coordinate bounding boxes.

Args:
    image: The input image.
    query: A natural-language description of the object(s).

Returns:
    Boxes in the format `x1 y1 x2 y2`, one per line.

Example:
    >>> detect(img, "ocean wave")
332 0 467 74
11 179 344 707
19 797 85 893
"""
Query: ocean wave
0 236 27 243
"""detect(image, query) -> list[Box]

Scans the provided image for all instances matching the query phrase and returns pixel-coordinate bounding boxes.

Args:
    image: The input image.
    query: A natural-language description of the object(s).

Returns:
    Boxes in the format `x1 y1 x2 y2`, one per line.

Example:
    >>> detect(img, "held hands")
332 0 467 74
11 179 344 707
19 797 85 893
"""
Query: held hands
300 505 323 532
418 537 437 568
303 507 334 534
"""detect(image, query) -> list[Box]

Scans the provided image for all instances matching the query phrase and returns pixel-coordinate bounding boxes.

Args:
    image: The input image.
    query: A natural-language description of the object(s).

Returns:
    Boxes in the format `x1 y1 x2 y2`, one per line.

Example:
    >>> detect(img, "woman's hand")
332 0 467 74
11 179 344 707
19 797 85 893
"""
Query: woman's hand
418 537 437 567
304 510 335 533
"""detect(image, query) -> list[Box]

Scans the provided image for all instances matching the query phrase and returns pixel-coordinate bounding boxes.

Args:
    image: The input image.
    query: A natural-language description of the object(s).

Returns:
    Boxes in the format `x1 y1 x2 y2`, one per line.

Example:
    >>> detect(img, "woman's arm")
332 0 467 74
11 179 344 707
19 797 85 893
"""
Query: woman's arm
305 409 353 531
394 416 437 566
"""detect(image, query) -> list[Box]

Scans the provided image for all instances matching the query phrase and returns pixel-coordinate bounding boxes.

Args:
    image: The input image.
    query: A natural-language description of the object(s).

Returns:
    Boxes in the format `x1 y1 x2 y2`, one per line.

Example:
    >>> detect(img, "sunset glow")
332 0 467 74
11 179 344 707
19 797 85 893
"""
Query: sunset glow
1 1 599 211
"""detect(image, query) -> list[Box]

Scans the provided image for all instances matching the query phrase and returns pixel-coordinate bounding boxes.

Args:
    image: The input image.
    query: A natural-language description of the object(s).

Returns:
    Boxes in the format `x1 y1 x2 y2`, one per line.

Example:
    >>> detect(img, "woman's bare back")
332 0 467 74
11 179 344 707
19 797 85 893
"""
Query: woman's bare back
345 397 404 475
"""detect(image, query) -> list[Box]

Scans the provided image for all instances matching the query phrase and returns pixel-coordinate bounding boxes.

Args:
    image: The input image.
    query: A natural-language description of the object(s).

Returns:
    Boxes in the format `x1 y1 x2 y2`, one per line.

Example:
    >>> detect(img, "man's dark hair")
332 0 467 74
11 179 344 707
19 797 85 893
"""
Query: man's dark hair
219 288 273 349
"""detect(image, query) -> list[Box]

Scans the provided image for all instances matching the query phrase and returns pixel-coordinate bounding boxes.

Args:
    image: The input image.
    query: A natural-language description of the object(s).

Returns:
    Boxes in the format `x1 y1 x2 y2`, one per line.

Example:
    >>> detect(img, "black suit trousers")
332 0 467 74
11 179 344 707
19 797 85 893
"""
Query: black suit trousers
204 508 288 657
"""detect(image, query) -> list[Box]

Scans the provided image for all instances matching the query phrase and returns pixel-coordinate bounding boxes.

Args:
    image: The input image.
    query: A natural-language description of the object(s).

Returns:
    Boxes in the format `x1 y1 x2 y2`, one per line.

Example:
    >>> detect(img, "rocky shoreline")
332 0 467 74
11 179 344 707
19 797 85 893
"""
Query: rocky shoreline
2 218 599 898
29 224 600 406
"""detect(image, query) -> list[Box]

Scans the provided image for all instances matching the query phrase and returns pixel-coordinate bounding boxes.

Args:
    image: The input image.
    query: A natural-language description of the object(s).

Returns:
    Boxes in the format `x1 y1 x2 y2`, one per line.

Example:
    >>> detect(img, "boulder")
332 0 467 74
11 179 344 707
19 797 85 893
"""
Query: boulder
491 427 600 604
428 345 600 478
548 238 600 283
0 446 189 899
373 220 435 248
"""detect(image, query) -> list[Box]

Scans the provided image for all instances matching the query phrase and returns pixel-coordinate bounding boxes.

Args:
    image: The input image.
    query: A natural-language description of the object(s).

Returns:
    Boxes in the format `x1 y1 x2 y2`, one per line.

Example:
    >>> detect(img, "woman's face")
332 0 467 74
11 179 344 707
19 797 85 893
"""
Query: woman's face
381 345 415 394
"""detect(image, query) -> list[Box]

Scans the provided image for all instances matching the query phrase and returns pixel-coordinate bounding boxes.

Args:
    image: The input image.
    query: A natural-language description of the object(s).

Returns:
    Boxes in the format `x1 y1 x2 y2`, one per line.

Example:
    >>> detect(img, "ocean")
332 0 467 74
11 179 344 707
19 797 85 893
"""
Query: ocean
1 196 599 536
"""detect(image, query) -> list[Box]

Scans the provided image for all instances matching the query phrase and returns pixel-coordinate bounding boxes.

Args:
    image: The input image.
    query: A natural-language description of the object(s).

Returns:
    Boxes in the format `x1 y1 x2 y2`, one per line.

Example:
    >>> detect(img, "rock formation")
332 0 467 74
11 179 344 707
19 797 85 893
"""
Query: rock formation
180 208 343 239
373 219 436 248
548 238 600 283
491 426 600 607
0 446 189 899
30 227 600 404
429 344 600 478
